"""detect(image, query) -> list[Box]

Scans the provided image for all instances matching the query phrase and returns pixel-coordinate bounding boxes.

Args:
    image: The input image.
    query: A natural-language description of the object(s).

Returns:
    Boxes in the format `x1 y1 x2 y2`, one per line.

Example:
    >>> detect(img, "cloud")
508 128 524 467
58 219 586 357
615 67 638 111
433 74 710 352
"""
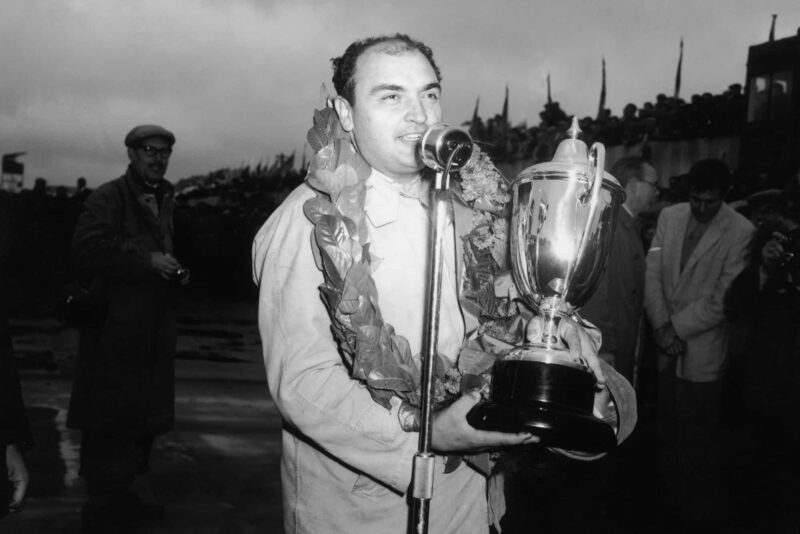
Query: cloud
1 0 797 187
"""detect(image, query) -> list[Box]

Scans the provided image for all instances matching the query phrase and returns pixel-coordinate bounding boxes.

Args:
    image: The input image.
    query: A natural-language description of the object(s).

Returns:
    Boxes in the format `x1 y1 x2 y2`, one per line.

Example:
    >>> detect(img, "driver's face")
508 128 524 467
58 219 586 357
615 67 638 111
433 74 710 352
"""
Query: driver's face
337 46 441 183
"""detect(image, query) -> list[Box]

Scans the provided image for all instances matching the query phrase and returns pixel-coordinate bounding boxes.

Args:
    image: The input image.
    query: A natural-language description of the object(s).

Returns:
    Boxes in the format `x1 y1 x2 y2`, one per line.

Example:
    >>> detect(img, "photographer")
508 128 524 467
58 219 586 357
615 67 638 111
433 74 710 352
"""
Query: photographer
724 189 800 434
67 125 185 532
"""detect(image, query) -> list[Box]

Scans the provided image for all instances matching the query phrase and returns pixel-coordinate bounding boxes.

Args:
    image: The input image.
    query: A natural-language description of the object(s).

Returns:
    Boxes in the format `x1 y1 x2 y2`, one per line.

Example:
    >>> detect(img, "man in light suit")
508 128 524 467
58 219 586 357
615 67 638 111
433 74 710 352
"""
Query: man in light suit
645 159 753 413
644 158 753 520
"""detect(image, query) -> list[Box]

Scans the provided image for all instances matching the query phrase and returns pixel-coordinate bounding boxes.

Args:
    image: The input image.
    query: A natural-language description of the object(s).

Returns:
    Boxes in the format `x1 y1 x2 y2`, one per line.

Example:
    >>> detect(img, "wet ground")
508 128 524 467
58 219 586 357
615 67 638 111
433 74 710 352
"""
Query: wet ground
4 299 800 533
5 300 283 533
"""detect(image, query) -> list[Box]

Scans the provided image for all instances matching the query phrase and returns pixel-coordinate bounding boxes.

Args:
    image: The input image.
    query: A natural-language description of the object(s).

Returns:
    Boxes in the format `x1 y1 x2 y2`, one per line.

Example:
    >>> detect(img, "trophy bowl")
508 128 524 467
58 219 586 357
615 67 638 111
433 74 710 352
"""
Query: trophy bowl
467 119 625 452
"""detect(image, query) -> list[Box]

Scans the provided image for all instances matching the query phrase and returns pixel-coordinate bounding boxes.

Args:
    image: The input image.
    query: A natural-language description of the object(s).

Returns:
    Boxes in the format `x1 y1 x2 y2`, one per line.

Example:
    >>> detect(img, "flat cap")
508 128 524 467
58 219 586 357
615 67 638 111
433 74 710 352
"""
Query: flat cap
124 124 176 148
747 188 786 209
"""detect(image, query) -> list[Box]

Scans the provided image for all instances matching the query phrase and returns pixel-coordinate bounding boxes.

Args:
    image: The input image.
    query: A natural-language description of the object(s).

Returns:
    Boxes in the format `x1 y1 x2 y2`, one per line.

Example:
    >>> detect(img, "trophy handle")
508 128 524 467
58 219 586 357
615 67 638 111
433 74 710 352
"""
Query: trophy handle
561 142 605 302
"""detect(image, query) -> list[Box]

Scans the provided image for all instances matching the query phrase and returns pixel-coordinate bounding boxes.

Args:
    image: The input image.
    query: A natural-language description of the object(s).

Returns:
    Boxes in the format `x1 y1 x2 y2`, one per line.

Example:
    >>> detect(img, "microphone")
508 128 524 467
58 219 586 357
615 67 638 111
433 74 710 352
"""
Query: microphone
419 123 473 172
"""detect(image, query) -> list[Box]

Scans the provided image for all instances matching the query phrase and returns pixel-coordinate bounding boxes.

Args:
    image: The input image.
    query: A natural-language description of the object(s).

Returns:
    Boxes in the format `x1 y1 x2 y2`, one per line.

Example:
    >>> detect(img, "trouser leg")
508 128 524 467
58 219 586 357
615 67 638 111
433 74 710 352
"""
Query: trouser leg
80 429 155 498
79 429 161 532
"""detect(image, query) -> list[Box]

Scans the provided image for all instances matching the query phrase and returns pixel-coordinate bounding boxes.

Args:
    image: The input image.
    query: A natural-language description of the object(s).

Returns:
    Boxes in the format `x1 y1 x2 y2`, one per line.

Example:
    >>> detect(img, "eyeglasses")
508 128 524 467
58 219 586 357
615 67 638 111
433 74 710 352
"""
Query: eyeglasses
642 180 659 191
139 145 173 158
638 179 659 194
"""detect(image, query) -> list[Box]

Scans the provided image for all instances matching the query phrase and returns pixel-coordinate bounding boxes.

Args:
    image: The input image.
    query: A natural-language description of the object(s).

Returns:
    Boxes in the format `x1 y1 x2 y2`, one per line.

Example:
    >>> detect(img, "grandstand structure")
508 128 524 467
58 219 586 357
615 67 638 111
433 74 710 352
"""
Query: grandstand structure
739 25 800 187
1 152 25 192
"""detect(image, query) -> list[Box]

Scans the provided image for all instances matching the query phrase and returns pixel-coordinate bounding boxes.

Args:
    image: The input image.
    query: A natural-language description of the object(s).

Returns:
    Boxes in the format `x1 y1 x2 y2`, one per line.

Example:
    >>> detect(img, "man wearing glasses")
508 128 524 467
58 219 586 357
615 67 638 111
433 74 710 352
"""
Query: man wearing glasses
68 125 185 532
582 157 660 385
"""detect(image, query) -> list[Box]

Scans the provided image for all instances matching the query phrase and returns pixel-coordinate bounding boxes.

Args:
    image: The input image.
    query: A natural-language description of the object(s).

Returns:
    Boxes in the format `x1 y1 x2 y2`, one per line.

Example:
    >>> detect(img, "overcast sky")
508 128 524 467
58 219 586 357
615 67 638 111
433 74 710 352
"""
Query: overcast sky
1 0 798 188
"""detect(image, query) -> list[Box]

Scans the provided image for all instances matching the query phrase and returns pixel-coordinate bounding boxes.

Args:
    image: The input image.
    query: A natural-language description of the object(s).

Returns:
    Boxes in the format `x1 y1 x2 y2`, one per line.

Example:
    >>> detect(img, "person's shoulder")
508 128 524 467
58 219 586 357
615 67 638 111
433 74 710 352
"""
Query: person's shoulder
253 183 315 244
267 183 315 224
657 202 688 222
721 203 755 233
281 182 316 212
86 175 126 203
252 182 316 283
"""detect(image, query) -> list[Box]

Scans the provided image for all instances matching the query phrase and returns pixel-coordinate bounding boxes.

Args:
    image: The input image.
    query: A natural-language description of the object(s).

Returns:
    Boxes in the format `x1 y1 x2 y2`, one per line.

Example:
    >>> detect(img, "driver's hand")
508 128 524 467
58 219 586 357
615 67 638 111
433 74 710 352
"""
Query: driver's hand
431 391 539 453
526 315 606 389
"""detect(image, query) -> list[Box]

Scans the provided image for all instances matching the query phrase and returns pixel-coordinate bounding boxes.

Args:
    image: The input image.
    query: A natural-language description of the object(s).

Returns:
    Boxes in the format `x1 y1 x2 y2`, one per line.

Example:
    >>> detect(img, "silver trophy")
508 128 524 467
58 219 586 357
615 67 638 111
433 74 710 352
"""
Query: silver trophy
468 117 625 452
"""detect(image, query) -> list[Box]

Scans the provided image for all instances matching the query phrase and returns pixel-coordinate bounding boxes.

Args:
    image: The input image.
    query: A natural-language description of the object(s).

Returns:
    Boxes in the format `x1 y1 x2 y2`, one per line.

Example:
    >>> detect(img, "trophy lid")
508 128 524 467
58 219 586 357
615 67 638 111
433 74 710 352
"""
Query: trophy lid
552 116 589 166
515 116 622 191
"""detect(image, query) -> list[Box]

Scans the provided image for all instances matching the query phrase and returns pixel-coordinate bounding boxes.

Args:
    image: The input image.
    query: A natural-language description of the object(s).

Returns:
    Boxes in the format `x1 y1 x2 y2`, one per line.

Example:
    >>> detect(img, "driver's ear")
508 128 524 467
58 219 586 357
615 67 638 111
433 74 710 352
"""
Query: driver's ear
334 96 354 132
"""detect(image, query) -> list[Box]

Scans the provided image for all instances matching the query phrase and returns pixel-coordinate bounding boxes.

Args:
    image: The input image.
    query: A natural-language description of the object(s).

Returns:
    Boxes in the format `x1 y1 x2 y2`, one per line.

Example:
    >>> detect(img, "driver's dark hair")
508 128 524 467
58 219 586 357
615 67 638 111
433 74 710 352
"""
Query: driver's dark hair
688 158 732 194
331 34 442 106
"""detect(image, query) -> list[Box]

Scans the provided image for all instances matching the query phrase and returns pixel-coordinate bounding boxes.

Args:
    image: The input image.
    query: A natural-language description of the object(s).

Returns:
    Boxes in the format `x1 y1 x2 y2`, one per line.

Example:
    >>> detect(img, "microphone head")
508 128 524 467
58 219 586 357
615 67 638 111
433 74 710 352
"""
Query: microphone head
420 123 473 172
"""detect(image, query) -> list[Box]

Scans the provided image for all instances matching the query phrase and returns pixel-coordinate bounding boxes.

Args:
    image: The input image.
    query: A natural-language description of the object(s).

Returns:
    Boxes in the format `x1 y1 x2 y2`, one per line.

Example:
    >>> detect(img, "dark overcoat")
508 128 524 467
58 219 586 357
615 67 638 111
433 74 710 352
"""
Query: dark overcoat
67 168 177 436
581 208 646 382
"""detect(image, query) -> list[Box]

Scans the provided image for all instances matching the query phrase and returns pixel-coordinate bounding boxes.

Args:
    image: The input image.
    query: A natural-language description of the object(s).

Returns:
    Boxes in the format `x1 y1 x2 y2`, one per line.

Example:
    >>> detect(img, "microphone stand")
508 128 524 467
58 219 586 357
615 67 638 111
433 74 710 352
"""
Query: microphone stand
411 142 470 534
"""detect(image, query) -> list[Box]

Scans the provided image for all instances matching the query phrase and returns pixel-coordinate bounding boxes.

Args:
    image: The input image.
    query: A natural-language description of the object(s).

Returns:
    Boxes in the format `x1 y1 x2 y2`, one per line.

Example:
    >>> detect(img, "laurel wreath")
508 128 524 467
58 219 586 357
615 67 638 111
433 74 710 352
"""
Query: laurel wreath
302 106 527 428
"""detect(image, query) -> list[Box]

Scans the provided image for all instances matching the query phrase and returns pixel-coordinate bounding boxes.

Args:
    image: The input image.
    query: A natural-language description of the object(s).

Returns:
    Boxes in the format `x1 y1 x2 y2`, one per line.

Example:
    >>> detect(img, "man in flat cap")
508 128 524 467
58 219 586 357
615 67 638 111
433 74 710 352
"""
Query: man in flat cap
67 124 186 532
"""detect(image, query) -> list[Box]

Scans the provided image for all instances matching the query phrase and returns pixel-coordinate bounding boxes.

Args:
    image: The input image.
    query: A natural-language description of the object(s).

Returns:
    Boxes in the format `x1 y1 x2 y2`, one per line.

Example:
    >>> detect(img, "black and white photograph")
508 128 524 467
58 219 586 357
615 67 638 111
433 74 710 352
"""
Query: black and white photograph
2 1 799 532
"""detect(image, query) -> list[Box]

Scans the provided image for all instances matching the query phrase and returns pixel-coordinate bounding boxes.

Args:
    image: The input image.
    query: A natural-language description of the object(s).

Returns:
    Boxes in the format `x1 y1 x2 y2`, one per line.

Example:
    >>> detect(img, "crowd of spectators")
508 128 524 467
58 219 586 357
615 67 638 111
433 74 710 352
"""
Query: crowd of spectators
1 162 305 313
469 84 747 166
0 82 781 316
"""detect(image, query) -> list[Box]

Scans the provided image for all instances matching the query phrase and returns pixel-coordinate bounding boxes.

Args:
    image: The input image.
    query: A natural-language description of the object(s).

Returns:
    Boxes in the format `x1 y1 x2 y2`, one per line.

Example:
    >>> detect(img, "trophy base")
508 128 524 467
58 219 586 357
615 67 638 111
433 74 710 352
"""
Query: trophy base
466 357 616 453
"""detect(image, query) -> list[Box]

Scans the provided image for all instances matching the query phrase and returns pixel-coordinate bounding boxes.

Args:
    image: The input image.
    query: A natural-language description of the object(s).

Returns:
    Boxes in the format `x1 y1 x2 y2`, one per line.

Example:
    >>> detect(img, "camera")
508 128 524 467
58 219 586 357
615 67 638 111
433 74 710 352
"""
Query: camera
771 231 800 274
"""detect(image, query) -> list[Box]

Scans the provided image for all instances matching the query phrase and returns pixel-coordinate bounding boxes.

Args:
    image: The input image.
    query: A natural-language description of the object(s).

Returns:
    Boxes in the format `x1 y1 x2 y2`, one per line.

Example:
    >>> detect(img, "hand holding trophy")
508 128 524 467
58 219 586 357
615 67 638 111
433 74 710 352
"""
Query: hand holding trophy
467 117 625 453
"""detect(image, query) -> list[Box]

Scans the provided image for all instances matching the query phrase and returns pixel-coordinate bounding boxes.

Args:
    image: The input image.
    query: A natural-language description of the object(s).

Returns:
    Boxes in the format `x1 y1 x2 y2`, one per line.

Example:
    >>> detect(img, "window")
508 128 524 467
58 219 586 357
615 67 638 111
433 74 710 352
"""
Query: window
747 70 793 122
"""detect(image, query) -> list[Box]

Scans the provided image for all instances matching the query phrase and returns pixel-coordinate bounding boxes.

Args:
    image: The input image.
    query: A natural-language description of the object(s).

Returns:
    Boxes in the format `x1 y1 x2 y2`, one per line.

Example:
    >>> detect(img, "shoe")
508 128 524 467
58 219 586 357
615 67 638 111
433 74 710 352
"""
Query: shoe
113 491 168 527
81 501 133 534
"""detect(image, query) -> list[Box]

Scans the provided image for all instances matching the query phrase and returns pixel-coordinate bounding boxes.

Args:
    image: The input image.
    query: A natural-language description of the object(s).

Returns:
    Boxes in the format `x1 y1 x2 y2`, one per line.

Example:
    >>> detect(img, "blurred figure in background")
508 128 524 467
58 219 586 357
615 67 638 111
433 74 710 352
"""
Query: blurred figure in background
0 189 31 518
582 156 660 386
72 177 92 204
725 188 800 436
644 158 754 521
67 124 186 533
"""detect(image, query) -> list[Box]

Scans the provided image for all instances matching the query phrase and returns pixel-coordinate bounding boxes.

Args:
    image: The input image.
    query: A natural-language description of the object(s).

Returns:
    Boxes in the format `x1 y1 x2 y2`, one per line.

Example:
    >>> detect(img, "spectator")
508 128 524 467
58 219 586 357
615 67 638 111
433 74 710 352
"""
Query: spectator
582 157 660 385
0 190 31 519
725 189 800 434
67 124 186 532
644 158 754 520
72 177 92 204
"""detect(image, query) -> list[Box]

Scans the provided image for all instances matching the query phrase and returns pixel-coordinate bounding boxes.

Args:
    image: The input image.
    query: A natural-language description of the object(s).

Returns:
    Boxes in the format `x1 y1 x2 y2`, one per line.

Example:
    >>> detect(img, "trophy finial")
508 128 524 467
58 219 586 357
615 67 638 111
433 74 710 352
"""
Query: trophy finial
566 116 582 140
553 116 588 164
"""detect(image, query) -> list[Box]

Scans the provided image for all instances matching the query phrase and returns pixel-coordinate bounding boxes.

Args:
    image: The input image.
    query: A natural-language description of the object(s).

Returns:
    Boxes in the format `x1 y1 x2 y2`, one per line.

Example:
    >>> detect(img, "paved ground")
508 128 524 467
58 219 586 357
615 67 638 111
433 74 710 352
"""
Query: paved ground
4 299 800 533
5 300 284 533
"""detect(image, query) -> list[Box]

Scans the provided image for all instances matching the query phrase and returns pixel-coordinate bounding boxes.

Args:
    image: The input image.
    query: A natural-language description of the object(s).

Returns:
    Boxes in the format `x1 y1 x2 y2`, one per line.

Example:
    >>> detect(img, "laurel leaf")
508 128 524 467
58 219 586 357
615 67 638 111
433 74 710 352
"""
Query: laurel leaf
303 196 338 226
306 107 342 152
306 146 337 192
367 364 416 392
457 340 497 376
339 284 360 314
314 215 353 286
366 388 394 411
335 183 367 232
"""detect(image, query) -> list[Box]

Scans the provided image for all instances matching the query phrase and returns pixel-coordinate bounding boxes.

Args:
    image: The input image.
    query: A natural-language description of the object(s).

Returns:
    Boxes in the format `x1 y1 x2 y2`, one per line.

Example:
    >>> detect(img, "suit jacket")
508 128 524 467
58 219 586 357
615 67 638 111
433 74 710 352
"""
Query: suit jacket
581 207 646 382
644 202 754 382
